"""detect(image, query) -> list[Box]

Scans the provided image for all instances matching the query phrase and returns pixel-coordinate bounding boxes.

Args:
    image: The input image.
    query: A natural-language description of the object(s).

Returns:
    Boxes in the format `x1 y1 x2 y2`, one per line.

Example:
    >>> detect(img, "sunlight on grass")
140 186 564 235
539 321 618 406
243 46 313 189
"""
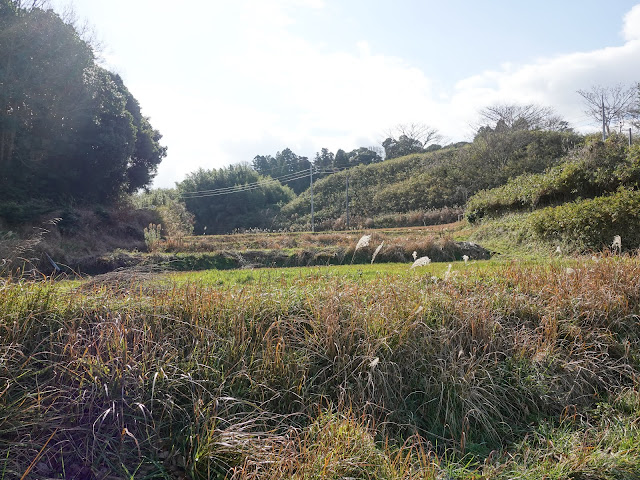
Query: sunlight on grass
162 260 496 288
2 254 639 478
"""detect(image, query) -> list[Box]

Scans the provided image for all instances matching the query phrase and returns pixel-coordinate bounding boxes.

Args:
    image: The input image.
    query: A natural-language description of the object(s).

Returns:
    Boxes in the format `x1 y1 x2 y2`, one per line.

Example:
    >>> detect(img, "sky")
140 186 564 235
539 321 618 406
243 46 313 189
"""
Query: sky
50 0 640 188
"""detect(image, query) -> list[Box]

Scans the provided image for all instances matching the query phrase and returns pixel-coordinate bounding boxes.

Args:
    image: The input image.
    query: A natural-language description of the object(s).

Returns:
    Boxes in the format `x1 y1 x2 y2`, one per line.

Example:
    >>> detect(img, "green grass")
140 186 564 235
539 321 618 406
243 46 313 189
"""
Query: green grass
164 261 472 287
1 254 640 478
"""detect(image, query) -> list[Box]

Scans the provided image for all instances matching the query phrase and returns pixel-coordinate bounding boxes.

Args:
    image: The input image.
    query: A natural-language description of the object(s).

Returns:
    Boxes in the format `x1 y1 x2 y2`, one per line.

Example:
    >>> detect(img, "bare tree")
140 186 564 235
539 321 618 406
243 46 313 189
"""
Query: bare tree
477 104 568 132
58 3 105 56
384 123 442 148
9 0 50 10
577 84 636 137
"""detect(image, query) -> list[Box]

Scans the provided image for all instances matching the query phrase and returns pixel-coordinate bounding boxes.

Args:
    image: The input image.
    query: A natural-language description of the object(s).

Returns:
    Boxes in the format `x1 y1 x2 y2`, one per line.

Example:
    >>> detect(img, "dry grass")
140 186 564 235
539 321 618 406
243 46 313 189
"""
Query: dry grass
157 224 463 254
149 225 486 272
1 255 639 478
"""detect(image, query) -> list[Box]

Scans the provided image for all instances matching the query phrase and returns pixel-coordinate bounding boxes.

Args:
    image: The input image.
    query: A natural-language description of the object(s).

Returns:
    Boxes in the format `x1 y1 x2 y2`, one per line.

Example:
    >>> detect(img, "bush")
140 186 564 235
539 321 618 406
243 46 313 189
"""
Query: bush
143 223 163 252
466 135 634 221
131 189 194 238
0 199 54 225
527 188 640 251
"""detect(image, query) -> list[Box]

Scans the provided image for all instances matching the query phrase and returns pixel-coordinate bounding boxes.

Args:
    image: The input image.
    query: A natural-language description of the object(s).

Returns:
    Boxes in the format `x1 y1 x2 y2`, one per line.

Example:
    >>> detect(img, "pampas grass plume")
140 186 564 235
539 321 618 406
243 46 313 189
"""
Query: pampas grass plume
371 241 384 264
444 263 453 281
355 234 371 251
612 235 621 253
410 256 431 269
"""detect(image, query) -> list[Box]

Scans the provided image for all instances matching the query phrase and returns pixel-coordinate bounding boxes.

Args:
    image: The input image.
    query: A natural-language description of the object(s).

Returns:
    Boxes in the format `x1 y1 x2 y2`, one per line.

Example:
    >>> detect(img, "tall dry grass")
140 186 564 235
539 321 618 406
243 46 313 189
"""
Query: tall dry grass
1 256 639 478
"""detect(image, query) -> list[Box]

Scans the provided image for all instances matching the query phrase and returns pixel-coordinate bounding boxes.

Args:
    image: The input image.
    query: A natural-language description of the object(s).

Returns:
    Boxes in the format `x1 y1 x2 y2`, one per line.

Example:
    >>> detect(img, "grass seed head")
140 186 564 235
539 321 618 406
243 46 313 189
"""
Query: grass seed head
443 263 453 280
355 234 372 251
612 235 621 253
410 256 431 269
371 241 384 264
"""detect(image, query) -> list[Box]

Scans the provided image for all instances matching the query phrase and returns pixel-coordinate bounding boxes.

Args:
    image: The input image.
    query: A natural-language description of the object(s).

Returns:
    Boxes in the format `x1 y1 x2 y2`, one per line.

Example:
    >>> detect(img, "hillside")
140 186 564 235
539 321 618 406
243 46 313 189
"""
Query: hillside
466 135 640 253
277 129 580 231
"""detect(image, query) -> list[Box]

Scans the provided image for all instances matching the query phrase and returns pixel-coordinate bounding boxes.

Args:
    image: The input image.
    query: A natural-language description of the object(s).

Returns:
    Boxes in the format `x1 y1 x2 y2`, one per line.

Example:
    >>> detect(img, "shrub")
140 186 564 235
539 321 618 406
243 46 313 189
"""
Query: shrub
527 187 640 251
466 134 633 221
143 223 163 252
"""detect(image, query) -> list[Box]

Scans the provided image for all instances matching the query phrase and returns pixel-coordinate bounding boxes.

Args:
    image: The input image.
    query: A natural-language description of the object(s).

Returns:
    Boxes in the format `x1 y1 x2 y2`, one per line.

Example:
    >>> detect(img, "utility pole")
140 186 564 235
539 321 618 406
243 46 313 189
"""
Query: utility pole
310 163 314 233
602 93 606 141
345 173 350 230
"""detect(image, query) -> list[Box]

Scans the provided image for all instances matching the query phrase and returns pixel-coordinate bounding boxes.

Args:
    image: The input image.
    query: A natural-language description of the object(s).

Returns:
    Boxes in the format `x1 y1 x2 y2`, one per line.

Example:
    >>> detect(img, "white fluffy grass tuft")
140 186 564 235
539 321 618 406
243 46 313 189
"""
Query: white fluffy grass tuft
443 263 453 281
355 234 371 251
410 256 431 269
612 235 621 253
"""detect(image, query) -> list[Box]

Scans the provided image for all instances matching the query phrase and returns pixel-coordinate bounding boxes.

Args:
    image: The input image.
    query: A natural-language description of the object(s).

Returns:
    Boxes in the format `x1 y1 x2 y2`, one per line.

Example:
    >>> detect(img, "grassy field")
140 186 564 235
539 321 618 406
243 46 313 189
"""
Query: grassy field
2 249 640 479
134 223 494 273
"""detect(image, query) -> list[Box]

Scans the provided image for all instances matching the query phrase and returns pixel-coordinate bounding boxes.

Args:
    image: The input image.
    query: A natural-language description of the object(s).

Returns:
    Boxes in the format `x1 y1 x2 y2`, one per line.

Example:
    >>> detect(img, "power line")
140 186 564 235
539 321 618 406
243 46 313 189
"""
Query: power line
180 170 313 198
179 164 353 199
181 175 307 198
180 171 312 199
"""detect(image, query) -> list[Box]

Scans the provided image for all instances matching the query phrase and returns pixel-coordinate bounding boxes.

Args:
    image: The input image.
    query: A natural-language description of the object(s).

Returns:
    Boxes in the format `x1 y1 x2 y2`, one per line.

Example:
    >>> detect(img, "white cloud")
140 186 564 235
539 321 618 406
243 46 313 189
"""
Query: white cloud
623 4 640 40
151 3 640 187
448 9 640 136
213 4 440 156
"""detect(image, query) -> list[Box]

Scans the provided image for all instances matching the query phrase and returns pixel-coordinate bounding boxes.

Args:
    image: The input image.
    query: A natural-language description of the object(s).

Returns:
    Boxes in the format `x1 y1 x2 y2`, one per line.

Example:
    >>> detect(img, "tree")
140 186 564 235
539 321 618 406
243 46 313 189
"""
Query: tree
178 164 294 234
334 149 349 169
252 148 311 194
0 2 165 219
382 135 424 159
313 148 334 169
347 147 382 166
477 104 568 132
382 123 441 159
577 84 636 137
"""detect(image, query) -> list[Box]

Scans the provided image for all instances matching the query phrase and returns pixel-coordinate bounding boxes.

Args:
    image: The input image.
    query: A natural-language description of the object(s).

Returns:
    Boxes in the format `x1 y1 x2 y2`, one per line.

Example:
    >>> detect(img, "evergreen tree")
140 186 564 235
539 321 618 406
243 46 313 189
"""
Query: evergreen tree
0 2 165 221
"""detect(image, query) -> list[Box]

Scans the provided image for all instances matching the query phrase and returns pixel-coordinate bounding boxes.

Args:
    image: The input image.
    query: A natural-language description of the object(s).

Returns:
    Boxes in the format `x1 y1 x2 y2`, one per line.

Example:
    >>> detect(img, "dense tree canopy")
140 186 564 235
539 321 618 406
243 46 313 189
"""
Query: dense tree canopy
178 164 294 234
382 123 441 159
312 146 382 173
0 1 165 221
252 148 311 194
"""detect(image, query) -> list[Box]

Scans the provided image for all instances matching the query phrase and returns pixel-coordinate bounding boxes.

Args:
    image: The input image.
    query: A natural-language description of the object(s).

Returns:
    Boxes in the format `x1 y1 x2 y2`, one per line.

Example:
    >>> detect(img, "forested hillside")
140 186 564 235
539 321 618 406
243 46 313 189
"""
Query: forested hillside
152 111 581 235
466 135 639 220
466 134 640 252
277 127 580 231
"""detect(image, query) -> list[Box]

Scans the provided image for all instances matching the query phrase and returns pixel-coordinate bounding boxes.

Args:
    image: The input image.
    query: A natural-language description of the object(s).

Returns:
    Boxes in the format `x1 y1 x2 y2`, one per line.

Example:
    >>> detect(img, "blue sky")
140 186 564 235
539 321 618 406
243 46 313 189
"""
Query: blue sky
50 1 640 188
